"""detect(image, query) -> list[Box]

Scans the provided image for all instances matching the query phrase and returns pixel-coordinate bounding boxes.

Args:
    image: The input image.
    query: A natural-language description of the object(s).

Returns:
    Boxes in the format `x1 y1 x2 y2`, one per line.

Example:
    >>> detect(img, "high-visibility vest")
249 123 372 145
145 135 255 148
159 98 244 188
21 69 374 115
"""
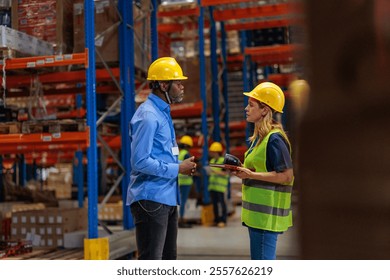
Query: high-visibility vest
208 157 229 193
241 129 293 232
178 149 193 186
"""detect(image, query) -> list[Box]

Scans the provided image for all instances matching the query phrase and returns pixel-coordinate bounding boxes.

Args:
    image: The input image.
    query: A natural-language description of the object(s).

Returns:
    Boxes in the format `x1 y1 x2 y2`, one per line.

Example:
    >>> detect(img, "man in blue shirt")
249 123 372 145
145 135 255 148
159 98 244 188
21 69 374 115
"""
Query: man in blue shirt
127 57 196 260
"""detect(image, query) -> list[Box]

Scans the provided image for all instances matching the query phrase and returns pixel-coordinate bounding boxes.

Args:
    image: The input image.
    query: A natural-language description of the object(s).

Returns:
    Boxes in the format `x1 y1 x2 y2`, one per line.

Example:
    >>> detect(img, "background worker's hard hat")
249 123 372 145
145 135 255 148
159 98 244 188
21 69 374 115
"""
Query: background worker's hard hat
243 82 285 113
209 142 223 153
147 57 188 81
179 135 193 147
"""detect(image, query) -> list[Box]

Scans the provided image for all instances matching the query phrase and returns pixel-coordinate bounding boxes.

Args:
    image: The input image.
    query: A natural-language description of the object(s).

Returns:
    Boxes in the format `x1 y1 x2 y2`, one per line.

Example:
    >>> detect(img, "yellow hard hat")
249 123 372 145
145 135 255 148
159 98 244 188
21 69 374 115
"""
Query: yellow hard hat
209 142 223 153
179 135 193 147
147 57 188 81
243 82 285 113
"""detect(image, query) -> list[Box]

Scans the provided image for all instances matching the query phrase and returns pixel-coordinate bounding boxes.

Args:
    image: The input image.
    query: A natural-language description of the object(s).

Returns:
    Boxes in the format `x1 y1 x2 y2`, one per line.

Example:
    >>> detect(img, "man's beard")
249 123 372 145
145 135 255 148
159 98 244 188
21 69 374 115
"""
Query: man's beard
170 92 184 103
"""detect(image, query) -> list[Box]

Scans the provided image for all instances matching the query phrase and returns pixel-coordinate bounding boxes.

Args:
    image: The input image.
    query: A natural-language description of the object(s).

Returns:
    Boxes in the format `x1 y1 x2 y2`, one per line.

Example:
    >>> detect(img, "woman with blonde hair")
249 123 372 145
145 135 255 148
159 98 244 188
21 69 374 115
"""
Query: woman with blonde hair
233 82 294 260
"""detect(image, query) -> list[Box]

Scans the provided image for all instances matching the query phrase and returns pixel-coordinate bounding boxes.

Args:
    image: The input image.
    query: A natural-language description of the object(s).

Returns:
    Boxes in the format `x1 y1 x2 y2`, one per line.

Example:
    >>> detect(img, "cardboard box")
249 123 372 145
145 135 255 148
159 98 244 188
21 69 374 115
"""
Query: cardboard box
11 0 74 54
10 208 87 247
73 0 150 70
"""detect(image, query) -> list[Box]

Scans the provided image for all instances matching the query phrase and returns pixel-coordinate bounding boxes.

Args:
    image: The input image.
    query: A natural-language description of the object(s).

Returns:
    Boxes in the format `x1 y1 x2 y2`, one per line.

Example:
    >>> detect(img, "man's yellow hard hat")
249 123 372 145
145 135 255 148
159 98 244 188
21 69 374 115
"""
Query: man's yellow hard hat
147 57 188 81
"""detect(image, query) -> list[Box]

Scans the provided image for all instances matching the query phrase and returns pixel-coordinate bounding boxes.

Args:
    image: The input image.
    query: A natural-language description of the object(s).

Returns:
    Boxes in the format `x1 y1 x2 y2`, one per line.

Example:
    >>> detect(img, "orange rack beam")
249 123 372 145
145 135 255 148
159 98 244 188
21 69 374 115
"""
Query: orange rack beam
201 0 254 6
213 3 294 21
245 44 302 65
245 44 301 56
0 143 86 155
0 131 89 154
3 67 120 88
158 21 210 33
171 101 205 118
158 7 200 18
0 49 88 70
225 18 300 31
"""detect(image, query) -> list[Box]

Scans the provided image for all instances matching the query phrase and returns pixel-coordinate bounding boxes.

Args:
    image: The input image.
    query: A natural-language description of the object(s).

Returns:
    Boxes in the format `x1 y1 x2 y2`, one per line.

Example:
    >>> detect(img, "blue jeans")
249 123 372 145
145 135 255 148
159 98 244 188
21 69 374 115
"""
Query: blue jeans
248 227 280 260
210 190 227 223
130 200 178 260
179 185 192 218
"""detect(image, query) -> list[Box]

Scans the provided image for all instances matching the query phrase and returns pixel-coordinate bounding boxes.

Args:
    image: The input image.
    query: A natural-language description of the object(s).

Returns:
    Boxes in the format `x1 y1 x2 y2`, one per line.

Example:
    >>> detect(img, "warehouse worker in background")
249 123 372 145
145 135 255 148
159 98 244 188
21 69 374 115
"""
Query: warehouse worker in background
178 135 195 228
127 57 196 260
232 82 294 260
208 141 229 228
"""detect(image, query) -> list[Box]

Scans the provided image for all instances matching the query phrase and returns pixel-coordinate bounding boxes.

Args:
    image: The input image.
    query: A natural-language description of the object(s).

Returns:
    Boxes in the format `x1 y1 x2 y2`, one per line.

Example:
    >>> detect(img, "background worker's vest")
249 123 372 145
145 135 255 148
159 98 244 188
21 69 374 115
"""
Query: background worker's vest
178 149 193 186
241 129 293 232
208 157 229 193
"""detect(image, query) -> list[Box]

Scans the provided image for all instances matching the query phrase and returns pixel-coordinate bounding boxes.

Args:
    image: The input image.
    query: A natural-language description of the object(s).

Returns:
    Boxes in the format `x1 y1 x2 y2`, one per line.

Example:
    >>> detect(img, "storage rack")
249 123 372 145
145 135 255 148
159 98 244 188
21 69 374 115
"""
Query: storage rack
0 0 304 259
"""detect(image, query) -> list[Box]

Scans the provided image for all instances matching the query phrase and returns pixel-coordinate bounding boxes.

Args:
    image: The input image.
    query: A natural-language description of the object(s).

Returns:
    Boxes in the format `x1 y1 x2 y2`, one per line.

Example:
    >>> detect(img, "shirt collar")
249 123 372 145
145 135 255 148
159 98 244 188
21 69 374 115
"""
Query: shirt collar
149 93 170 113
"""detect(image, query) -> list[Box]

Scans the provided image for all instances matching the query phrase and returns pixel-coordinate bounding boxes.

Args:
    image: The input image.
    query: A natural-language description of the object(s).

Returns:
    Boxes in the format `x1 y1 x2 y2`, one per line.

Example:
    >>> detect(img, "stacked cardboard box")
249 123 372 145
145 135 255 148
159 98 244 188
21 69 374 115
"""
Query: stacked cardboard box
11 0 74 54
11 207 87 247
73 0 150 71
0 202 46 219
45 163 73 199
98 201 122 221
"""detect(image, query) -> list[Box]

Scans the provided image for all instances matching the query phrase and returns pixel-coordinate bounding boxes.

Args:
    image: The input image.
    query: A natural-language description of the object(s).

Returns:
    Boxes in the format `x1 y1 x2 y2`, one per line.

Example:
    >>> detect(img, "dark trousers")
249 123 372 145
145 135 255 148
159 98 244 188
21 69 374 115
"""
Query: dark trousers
209 190 227 224
179 185 192 218
130 200 178 260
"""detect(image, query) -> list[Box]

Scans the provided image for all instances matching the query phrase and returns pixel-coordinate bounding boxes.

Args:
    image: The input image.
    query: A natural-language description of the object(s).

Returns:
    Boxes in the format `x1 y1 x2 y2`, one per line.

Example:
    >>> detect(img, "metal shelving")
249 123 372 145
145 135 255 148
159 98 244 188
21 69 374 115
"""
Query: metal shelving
0 0 305 259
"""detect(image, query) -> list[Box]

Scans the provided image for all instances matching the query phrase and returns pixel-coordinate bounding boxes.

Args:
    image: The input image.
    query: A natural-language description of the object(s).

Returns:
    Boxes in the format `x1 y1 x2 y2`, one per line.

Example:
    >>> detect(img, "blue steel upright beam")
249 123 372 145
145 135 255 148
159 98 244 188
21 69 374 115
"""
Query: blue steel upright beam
119 0 135 229
85 0 98 239
209 6 220 142
151 0 158 60
198 1 209 204
240 31 250 144
76 150 84 208
220 21 231 200
220 22 230 154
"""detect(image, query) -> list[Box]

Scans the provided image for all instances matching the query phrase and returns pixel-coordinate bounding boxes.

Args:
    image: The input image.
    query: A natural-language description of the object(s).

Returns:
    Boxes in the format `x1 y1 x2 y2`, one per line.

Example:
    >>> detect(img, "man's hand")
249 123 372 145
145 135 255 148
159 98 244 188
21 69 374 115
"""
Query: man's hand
179 156 197 176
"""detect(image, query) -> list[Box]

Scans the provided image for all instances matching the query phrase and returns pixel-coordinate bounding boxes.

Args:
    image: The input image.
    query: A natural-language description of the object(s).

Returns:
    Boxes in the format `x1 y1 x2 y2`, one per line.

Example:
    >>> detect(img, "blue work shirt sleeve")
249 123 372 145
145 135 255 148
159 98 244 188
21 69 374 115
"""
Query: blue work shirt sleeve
130 111 179 179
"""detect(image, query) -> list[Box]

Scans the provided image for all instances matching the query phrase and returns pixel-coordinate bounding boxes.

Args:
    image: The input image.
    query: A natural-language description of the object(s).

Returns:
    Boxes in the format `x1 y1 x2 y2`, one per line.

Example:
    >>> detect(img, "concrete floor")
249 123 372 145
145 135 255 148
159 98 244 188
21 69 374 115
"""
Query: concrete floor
177 204 300 260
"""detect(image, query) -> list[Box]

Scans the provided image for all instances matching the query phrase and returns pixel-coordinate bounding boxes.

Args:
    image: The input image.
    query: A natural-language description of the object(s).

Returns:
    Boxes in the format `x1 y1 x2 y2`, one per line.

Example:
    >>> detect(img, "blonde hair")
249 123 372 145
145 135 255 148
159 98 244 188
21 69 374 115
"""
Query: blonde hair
249 102 291 148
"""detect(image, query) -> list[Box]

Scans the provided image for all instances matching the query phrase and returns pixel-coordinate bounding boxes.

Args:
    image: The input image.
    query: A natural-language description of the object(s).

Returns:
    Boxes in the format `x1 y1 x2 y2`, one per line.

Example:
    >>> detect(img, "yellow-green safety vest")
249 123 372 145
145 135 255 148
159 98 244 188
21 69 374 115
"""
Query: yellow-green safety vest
241 129 293 232
208 157 229 193
178 149 193 186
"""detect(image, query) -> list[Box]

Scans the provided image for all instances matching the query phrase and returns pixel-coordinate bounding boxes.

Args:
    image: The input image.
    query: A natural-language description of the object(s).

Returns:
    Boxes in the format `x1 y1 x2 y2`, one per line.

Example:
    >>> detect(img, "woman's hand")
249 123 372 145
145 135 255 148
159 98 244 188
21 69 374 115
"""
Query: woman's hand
231 167 253 179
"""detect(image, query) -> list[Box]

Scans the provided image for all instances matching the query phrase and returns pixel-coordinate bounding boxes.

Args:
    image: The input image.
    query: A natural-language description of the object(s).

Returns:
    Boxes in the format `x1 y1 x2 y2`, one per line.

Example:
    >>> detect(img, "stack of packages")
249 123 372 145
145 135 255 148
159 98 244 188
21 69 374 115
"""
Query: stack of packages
45 163 73 200
11 207 87 247
73 0 150 71
11 0 74 54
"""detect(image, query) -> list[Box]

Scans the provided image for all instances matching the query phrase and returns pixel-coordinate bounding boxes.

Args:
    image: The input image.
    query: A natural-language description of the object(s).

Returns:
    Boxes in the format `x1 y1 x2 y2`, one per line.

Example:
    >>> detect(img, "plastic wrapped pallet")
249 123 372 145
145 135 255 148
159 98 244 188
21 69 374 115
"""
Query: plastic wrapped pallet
11 0 74 54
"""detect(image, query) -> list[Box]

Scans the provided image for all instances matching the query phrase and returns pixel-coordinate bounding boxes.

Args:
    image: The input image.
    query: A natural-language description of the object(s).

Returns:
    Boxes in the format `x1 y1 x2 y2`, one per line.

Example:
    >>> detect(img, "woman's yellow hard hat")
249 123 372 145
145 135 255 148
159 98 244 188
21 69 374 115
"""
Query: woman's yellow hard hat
243 82 285 113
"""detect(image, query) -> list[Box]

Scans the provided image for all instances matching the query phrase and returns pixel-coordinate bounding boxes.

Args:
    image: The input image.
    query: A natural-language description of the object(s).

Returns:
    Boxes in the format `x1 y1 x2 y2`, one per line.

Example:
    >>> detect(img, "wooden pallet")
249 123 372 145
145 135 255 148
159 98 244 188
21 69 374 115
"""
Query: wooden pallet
21 119 86 134
5 248 84 260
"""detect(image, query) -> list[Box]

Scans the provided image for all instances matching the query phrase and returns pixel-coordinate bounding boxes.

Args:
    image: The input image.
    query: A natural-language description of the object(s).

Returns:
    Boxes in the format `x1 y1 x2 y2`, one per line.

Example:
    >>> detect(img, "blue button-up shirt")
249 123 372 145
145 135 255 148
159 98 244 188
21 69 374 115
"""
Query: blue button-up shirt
126 94 180 206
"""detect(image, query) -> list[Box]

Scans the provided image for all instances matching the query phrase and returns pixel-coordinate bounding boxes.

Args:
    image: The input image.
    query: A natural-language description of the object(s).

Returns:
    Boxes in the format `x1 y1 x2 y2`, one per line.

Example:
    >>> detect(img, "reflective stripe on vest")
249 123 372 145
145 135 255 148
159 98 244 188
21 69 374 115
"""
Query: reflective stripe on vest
208 157 229 193
178 149 193 186
241 129 293 232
